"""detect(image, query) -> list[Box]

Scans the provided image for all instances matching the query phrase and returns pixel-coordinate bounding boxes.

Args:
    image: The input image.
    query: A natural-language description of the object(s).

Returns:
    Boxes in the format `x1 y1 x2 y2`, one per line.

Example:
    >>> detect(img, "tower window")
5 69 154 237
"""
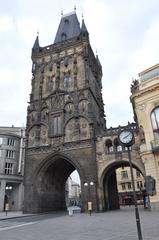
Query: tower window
105 139 113 153
61 32 67 41
64 19 69 24
64 76 71 88
114 138 122 152
51 116 62 136
151 107 159 139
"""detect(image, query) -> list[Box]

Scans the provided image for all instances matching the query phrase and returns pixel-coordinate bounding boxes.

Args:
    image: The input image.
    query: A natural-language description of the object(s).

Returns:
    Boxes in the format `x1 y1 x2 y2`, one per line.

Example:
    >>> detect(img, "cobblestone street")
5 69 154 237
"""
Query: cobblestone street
0 207 158 240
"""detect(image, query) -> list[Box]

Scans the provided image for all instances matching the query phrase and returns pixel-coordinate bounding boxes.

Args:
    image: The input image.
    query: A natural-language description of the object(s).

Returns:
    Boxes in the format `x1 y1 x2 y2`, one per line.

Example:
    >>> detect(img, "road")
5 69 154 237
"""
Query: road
0 207 158 240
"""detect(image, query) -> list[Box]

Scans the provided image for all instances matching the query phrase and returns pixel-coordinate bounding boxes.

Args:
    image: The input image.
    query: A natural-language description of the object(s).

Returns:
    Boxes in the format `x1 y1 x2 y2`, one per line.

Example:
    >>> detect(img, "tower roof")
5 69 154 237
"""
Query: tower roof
32 35 40 50
54 11 81 44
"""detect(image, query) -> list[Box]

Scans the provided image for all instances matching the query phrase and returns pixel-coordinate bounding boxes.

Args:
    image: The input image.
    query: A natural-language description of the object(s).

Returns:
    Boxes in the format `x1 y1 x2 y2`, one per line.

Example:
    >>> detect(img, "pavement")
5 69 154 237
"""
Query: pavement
0 206 81 220
0 211 35 220
0 206 159 240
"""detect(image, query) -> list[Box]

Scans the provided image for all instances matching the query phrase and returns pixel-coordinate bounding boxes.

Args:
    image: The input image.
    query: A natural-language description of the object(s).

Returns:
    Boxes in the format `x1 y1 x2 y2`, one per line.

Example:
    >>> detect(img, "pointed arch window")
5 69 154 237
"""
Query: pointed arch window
105 139 113 153
50 115 62 136
114 138 122 152
151 107 159 139
64 75 71 88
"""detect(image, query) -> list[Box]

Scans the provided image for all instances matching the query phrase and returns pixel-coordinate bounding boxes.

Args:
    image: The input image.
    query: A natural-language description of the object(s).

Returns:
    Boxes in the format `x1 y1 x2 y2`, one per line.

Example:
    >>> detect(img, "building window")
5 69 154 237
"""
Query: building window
151 107 159 139
0 137 3 145
51 116 62 136
7 138 15 146
114 138 122 152
64 76 71 88
121 183 126 190
137 181 143 189
105 139 113 153
61 32 67 41
121 171 128 179
128 183 132 189
6 150 15 159
5 163 13 175
136 170 141 178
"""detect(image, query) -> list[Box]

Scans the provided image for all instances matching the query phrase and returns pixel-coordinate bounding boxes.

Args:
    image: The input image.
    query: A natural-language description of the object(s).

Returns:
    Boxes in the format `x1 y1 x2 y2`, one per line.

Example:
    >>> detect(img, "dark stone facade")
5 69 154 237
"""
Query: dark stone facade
23 12 145 213
24 12 105 213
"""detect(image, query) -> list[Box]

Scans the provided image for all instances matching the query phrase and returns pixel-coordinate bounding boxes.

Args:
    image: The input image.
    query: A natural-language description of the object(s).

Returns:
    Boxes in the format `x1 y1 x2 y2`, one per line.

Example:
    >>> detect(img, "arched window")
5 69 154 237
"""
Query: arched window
114 138 122 152
151 107 159 139
105 139 113 153
64 75 71 88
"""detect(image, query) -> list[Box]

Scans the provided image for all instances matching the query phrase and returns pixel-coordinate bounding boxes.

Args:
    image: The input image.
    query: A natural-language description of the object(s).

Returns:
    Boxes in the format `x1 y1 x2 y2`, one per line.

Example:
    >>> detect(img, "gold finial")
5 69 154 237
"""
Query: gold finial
37 29 39 36
74 5 76 11
61 9 63 17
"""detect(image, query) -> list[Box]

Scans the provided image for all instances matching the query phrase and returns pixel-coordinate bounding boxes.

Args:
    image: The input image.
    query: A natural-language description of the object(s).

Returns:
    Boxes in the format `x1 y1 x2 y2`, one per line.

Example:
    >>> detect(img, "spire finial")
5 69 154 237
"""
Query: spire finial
82 13 84 20
61 9 63 17
74 5 76 11
37 29 39 36
96 49 98 56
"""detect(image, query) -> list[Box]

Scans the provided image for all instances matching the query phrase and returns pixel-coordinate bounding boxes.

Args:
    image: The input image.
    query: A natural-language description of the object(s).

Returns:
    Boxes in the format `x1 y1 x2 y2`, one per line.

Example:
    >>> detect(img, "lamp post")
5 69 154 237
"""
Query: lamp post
84 181 94 215
118 129 143 240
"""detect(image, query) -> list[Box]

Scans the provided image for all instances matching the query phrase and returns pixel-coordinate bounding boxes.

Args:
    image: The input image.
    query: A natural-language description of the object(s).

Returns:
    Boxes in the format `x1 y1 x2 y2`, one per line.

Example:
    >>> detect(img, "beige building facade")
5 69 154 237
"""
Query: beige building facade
116 167 144 205
131 63 159 209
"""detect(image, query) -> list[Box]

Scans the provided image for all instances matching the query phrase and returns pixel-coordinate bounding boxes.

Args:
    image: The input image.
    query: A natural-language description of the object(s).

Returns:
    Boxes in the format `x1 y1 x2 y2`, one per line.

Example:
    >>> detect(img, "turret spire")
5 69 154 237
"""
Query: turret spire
32 31 40 50
80 16 88 34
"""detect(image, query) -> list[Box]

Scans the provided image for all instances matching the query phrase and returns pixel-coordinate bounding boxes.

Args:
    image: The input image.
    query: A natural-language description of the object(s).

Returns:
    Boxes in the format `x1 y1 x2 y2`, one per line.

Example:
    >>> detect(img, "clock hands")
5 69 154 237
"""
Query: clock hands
123 133 131 139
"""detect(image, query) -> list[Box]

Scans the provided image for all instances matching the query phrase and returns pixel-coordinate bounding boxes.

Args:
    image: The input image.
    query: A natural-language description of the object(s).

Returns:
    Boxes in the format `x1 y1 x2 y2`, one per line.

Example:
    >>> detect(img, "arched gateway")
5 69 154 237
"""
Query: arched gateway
24 11 144 213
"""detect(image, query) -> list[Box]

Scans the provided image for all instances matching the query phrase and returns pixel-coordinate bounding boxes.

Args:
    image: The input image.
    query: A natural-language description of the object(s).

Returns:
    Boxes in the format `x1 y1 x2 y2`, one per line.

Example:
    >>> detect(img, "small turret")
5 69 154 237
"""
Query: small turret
32 33 40 51
80 16 89 40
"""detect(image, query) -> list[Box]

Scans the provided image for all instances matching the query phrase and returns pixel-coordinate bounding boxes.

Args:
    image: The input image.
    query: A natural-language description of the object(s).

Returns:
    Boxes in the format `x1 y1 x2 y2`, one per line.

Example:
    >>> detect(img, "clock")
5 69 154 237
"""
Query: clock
118 130 134 146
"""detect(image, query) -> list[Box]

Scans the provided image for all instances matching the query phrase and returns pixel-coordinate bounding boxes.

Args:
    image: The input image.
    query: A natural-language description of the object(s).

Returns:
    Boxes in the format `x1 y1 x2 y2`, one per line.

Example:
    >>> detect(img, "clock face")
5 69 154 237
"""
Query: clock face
119 130 134 145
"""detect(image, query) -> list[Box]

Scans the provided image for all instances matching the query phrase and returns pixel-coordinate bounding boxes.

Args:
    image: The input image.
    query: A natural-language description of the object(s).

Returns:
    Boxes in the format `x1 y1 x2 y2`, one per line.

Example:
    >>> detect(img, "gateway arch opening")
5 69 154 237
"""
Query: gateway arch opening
35 157 81 213
103 163 145 211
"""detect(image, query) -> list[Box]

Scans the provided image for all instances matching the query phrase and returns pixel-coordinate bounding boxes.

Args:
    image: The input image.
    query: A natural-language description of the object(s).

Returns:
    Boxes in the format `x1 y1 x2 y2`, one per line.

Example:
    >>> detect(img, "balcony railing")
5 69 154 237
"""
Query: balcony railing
151 139 159 153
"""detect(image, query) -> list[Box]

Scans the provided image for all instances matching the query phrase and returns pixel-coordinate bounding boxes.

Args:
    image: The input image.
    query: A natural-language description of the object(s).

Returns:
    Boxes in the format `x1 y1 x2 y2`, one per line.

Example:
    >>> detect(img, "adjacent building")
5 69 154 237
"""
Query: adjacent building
131 63 159 209
116 167 144 205
0 126 25 211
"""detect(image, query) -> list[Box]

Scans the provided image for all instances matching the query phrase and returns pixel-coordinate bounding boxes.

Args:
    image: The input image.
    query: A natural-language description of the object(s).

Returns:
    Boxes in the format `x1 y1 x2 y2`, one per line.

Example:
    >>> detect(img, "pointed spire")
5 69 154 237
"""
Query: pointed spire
96 49 102 67
61 9 63 18
81 16 88 34
32 31 40 50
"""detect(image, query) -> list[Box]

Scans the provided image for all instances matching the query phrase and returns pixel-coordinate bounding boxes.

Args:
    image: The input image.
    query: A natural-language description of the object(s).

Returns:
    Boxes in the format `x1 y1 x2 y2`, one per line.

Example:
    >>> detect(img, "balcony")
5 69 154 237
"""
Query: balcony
151 139 159 153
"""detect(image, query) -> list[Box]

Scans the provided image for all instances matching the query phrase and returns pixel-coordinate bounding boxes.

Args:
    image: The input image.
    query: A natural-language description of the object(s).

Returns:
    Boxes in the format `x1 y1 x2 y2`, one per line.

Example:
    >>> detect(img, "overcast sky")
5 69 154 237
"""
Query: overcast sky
1 0 159 129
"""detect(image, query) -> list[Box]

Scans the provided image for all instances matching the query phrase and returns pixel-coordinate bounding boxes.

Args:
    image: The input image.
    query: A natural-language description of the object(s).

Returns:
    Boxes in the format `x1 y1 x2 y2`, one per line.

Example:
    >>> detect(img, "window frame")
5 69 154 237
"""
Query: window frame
151 107 159 139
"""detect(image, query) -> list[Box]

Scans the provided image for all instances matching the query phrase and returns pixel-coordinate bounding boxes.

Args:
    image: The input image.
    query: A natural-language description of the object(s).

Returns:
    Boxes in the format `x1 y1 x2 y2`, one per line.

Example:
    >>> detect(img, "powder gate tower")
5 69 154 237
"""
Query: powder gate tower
23 11 106 213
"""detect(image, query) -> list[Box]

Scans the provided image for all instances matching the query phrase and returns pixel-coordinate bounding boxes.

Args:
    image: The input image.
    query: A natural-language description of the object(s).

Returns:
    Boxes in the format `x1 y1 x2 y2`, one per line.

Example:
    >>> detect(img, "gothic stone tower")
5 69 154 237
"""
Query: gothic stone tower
23 11 106 213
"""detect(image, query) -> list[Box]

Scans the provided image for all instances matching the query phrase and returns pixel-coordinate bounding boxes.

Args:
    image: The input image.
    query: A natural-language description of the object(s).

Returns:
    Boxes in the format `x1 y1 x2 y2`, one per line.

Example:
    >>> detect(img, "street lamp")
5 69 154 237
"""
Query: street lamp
118 129 143 240
84 181 94 215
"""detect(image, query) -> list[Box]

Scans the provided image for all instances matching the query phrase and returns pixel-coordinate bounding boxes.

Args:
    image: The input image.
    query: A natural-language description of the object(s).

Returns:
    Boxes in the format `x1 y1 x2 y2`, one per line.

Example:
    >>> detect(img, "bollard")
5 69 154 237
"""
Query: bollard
5 203 9 216
68 208 73 216
88 201 92 216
